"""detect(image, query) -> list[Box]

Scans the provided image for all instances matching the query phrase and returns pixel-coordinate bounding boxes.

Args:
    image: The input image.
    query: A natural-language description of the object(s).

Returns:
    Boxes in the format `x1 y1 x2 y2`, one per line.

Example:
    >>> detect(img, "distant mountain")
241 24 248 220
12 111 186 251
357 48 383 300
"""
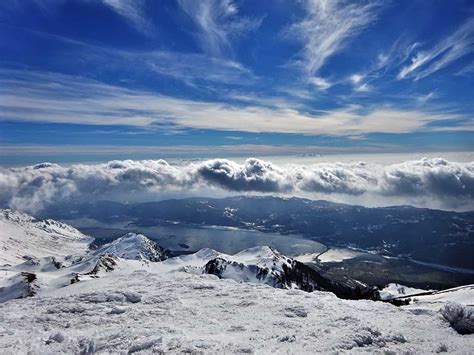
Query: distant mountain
43 196 474 269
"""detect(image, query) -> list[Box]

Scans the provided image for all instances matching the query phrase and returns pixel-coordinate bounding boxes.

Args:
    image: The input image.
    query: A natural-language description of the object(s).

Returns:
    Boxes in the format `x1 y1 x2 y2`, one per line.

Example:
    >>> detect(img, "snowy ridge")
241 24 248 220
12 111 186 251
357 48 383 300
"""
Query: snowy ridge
159 248 222 273
202 246 379 299
0 209 92 266
229 246 290 271
93 233 170 262
205 246 309 289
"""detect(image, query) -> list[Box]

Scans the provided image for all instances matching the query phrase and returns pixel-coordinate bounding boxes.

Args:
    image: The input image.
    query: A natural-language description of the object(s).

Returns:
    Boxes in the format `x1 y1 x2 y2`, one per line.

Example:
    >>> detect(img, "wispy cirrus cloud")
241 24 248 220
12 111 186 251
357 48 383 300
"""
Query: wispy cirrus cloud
134 51 257 86
0 0 154 36
100 0 154 36
0 69 468 136
11 27 257 88
287 0 380 76
83 48 257 87
456 61 474 76
398 18 474 81
177 0 261 57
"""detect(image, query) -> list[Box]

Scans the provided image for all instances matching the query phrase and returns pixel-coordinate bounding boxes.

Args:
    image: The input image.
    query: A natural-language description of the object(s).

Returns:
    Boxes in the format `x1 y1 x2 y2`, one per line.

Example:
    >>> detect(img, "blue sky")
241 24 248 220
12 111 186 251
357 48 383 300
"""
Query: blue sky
0 0 473 164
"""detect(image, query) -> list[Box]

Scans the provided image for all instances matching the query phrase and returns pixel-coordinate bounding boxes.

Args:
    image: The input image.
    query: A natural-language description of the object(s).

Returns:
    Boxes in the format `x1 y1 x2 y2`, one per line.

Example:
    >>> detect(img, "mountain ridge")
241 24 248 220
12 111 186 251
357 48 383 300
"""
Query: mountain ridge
39 196 474 269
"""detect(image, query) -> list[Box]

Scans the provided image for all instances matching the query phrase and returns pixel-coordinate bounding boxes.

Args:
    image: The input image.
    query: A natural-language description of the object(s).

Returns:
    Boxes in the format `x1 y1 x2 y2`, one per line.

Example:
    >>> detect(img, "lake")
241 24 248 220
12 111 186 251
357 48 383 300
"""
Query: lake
79 223 327 256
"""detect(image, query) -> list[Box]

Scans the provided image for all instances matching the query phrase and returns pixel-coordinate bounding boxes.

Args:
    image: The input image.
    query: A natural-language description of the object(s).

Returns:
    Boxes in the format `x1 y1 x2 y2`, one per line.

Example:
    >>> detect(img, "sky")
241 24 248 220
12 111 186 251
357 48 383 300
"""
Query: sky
0 0 473 165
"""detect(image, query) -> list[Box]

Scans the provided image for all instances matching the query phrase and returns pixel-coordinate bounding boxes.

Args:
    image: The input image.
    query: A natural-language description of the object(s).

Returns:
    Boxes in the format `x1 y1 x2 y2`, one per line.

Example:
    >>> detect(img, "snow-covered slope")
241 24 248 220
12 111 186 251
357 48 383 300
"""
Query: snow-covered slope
0 242 372 303
0 268 472 353
379 283 432 301
0 209 92 266
399 284 474 310
93 233 170 262
0 216 472 352
0 214 175 302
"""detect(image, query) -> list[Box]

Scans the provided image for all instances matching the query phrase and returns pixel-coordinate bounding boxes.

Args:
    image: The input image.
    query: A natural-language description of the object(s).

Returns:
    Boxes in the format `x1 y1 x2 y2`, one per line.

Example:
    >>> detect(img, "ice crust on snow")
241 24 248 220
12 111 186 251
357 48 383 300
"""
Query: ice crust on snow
1 268 473 353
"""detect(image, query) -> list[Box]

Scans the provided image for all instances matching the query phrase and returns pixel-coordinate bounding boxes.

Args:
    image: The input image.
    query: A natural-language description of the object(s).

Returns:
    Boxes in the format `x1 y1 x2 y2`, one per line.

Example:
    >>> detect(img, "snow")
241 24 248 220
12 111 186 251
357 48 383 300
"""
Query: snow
0 209 92 266
317 248 366 263
228 246 289 272
0 245 297 300
405 285 474 311
295 247 365 263
379 283 431 301
0 209 473 353
0 272 38 303
201 246 310 289
159 248 221 273
93 232 168 262
1 253 473 353
1 268 472 354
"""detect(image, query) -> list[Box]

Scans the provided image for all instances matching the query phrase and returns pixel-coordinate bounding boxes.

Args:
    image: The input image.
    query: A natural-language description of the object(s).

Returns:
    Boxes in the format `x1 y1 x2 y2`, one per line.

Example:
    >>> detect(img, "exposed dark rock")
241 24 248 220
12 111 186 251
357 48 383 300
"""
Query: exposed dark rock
84 254 118 276
204 256 379 300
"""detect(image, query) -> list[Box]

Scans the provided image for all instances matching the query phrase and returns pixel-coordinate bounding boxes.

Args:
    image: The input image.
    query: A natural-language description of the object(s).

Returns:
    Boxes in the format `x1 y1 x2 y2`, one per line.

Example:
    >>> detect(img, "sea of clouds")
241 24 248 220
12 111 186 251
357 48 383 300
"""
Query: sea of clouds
0 157 473 213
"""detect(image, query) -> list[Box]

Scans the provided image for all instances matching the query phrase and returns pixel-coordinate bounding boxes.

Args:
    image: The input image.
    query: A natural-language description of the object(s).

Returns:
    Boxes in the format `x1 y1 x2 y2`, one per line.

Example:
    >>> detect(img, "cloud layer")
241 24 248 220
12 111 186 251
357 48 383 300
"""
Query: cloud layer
1 157 472 213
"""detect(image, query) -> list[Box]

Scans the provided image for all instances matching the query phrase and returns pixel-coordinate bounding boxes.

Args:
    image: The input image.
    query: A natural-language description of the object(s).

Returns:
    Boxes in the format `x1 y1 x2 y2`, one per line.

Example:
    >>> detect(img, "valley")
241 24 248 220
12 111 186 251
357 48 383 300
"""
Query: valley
41 196 474 290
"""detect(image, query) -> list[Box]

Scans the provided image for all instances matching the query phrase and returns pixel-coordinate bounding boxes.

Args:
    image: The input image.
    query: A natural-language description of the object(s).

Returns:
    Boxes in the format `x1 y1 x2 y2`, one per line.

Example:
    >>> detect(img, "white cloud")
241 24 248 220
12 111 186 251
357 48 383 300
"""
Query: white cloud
354 83 370 92
177 0 261 57
309 76 332 90
1 69 467 136
416 91 436 105
398 19 474 80
349 74 370 92
1 158 473 213
288 0 379 75
350 74 364 85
